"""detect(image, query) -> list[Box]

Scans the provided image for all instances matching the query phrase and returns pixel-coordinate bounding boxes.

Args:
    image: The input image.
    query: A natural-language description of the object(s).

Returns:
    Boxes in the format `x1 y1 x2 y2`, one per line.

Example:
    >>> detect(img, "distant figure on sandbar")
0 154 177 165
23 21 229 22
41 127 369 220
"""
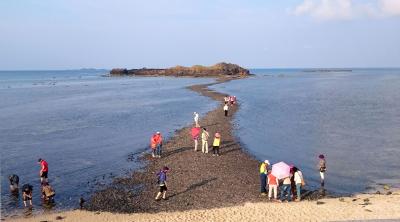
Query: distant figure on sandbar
212 132 221 156
224 96 229 104
193 112 199 125
191 126 201 151
41 182 56 202
318 154 327 187
9 174 19 193
22 184 33 207
201 128 210 153
38 158 49 183
155 166 169 201
259 160 269 196
223 104 229 117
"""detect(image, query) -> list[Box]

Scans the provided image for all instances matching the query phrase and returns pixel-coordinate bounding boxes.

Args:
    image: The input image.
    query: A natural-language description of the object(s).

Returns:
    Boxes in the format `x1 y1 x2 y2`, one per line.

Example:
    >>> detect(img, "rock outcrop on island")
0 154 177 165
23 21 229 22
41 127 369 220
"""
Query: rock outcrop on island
110 62 250 77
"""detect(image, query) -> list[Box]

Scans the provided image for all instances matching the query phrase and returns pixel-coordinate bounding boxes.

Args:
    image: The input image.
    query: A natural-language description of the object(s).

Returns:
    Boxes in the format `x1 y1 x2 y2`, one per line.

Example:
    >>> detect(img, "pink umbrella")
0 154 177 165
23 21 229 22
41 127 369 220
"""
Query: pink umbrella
191 127 200 139
271 161 291 179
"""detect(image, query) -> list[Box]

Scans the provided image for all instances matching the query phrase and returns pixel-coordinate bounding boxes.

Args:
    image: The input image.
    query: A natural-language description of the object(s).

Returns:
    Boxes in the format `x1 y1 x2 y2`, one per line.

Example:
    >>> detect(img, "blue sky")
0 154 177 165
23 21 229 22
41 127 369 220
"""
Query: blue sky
0 0 399 69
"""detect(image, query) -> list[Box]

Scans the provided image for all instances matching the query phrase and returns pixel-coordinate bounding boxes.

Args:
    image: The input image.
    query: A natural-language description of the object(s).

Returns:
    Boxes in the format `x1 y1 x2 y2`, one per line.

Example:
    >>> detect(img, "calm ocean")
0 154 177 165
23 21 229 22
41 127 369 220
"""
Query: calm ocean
0 70 217 215
211 68 400 194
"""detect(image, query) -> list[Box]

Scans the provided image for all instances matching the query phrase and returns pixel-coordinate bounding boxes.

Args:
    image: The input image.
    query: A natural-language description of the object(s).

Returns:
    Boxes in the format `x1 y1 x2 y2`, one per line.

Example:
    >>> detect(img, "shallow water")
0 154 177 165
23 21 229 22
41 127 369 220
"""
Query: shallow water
0 70 217 215
211 68 400 194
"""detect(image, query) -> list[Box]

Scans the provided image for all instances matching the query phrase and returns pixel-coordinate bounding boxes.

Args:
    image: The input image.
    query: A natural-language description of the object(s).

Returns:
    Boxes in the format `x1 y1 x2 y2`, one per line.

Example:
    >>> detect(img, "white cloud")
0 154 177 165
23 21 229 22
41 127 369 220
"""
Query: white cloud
292 0 400 21
380 0 400 16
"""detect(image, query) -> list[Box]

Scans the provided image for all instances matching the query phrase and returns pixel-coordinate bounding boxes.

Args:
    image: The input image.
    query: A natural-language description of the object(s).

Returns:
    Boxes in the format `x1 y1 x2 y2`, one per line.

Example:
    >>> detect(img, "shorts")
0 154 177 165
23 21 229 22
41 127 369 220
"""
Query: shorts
159 185 167 192
41 171 48 178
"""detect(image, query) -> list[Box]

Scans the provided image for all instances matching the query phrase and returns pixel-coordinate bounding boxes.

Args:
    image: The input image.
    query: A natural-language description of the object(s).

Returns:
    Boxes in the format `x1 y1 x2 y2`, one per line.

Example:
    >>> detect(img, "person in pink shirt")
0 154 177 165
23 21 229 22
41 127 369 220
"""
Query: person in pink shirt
268 172 279 201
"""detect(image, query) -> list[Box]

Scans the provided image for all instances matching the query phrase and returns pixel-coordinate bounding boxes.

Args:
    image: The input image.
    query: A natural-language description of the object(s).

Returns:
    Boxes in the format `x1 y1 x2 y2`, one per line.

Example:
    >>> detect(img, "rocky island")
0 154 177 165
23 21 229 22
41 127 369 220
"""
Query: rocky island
110 62 250 77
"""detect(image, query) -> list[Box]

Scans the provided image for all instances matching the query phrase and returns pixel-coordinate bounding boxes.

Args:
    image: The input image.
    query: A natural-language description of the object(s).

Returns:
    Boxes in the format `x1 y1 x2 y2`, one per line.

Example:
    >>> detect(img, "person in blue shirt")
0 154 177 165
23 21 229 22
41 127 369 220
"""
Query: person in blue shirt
155 166 170 200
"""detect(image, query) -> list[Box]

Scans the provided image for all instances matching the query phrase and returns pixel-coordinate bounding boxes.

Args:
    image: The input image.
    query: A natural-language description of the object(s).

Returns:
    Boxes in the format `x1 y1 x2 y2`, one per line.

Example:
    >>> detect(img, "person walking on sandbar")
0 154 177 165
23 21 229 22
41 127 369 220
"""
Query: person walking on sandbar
155 166 169 201
259 160 269 196
38 158 49 183
223 104 229 117
212 132 221 156
201 128 209 153
191 126 201 151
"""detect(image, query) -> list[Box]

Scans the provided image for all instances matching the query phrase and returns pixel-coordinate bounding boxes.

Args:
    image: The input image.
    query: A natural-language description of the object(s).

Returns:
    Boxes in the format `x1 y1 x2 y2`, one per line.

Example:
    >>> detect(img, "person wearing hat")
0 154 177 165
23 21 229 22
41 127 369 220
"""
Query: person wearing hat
259 160 269 196
318 154 327 187
212 132 221 156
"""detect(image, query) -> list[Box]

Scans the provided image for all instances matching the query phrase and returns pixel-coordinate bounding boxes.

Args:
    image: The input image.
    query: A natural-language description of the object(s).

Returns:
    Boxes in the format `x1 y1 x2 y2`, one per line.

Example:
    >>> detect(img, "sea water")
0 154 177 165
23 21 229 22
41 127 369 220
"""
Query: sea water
0 70 217 215
211 68 400 194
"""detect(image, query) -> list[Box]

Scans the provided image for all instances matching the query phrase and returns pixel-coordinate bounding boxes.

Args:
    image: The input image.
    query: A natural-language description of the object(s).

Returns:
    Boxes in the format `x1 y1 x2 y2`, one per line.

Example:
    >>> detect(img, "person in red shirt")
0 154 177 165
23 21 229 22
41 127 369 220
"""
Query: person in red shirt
150 134 158 158
38 158 49 183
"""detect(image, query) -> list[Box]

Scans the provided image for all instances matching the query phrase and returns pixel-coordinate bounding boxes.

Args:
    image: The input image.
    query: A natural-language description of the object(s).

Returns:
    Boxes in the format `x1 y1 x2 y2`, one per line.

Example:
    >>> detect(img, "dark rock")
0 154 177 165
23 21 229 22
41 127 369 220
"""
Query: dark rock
375 191 381 194
316 201 325 205
55 215 64 220
386 191 392 195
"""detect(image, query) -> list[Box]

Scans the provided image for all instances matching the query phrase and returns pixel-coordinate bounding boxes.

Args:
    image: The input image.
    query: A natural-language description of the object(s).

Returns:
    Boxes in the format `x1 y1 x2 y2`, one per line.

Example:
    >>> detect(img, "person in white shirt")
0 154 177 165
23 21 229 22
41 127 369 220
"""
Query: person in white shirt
201 128 209 153
293 167 305 201
193 112 199 125
223 104 229 117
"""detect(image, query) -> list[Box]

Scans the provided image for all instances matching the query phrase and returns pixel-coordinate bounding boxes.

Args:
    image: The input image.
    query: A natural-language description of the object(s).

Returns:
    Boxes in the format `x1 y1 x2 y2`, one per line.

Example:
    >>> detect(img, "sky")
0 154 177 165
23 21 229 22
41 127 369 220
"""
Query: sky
0 0 399 69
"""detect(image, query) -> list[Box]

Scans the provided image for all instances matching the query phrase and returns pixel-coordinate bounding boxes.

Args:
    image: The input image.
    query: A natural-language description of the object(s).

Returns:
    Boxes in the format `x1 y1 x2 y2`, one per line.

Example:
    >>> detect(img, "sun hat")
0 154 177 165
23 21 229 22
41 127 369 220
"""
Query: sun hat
156 132 160 134
264 160 270 165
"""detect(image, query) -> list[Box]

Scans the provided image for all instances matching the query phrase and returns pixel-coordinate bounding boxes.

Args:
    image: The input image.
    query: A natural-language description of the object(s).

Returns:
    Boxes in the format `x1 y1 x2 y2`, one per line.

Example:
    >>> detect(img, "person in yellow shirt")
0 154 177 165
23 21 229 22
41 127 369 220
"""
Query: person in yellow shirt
212 132 221 156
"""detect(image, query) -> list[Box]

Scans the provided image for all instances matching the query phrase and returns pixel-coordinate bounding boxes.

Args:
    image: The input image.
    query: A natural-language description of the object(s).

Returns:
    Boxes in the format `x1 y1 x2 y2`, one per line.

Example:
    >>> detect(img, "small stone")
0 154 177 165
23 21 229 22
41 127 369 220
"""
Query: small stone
316 201 325 205
339 197 345 202
352 198 358 202
56 215 64 220
363 198 370 202
386 191 392 195
375 191 381 194
365 209 372 212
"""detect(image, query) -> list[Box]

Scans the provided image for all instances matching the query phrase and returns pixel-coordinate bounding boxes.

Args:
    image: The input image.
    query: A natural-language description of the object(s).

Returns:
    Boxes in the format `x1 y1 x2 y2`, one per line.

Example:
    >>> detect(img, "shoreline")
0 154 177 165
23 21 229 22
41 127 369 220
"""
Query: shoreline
5 76 400 221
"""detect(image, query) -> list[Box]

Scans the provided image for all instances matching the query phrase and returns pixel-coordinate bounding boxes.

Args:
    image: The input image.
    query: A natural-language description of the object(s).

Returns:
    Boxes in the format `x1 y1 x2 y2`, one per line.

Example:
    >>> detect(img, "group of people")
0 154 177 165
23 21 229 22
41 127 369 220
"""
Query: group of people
153 96 236 200
259 154 327 202
8 158 56 208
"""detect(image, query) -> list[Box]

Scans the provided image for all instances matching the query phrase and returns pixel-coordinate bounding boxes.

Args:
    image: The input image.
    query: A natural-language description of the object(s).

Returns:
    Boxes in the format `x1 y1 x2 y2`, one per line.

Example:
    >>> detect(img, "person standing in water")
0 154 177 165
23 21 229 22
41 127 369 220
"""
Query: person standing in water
193 112 199 125
318 154 327 187
9 174 19 193
259 160 269 196
22 184 33 207
223 104 229 117
201 128 210 153
212 132 221 156
38 158 49 183
155 166 169 201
